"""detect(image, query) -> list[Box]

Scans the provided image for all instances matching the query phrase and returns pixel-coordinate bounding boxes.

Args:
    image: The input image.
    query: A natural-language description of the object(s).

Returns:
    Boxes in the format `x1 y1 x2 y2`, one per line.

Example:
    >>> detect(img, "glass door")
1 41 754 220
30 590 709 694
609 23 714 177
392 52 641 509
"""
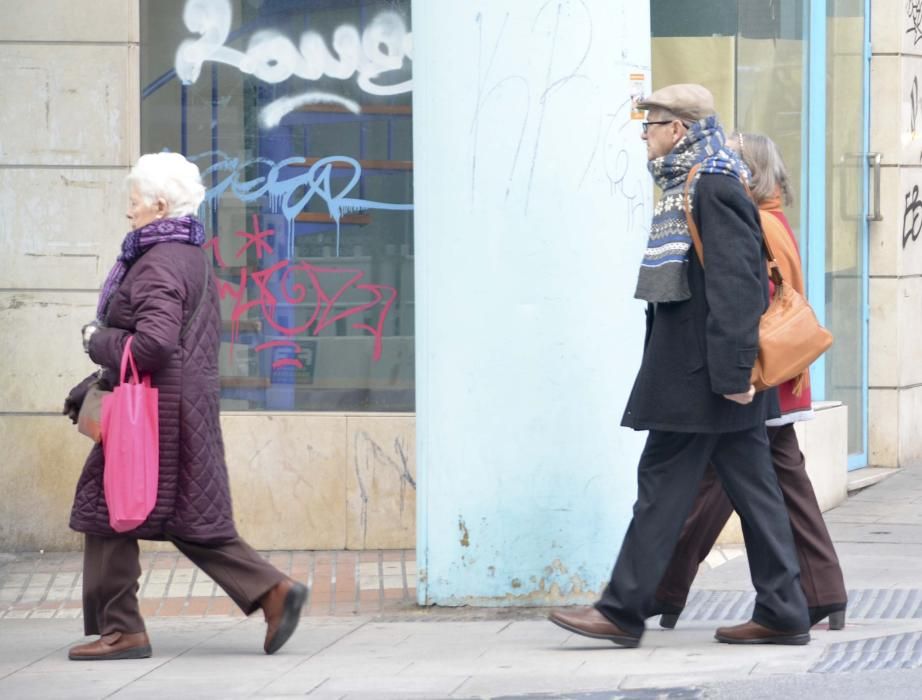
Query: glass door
822 0 869 467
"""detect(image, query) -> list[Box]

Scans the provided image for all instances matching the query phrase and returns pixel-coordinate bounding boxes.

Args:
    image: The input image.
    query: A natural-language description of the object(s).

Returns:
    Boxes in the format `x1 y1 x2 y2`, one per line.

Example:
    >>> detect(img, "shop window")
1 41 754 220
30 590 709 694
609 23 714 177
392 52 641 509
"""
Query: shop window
140 0 414 411
651 0 805 237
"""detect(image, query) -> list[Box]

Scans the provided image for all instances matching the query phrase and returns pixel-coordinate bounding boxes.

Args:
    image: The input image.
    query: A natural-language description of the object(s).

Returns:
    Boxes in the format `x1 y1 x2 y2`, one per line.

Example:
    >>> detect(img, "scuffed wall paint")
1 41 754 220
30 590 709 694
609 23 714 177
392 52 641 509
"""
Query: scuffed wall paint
414 0 651 605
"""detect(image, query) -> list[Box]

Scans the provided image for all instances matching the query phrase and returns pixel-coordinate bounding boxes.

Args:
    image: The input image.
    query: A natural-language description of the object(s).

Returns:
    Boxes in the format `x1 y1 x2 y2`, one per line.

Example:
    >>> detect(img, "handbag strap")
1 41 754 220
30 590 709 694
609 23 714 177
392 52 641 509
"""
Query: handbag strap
683 163 784 288
180 249 211 340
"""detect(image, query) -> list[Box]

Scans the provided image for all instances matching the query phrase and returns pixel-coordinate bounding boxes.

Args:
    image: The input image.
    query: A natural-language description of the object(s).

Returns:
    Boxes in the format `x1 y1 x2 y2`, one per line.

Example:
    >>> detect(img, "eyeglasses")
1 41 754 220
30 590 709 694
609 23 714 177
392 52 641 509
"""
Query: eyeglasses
641 120 673 134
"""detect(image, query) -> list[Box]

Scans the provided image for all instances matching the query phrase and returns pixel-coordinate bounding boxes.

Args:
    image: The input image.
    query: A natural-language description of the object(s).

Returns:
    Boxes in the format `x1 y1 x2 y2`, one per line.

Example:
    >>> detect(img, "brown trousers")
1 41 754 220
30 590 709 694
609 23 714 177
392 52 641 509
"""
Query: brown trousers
81 533 286 636
655 423 847 611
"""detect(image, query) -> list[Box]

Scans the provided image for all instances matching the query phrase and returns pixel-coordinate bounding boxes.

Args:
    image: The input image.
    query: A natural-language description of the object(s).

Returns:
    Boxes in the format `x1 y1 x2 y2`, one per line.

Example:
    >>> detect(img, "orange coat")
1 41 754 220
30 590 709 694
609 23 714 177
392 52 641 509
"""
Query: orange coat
759 194 812 419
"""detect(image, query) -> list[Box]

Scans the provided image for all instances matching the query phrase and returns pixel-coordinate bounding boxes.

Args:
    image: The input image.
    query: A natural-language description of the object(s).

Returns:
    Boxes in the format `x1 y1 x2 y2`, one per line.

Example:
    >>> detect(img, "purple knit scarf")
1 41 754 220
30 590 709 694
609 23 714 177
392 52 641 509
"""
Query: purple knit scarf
96 215 206 321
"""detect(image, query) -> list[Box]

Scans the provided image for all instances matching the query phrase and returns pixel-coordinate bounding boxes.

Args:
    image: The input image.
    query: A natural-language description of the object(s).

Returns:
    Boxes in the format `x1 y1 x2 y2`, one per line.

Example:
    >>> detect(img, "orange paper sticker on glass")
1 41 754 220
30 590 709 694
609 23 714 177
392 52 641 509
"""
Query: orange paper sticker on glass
629 73 646 120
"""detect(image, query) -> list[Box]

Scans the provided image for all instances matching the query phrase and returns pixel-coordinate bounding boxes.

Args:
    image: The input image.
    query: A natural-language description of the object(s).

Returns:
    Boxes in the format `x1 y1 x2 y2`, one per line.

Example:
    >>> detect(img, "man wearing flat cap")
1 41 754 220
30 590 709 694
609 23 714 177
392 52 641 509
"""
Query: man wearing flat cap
549 84 810 647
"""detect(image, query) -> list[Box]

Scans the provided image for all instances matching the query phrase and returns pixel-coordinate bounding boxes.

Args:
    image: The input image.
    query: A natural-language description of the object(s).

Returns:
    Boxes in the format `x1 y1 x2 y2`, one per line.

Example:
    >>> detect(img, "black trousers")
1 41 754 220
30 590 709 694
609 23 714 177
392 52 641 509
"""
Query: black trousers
595 425 809 637
655 423 847 611
81 534 286 636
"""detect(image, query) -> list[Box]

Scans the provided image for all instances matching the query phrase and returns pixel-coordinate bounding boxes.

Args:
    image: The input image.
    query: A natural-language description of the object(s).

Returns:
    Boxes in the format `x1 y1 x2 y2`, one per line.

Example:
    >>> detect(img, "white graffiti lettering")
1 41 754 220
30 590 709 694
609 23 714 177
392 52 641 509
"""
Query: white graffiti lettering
175 0 412 126
259 92 360 130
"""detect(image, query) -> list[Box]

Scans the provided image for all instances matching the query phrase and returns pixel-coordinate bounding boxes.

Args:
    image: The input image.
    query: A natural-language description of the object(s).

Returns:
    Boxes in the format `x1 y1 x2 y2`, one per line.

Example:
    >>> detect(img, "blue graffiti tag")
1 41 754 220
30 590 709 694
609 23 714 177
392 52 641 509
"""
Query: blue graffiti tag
188 151 414 254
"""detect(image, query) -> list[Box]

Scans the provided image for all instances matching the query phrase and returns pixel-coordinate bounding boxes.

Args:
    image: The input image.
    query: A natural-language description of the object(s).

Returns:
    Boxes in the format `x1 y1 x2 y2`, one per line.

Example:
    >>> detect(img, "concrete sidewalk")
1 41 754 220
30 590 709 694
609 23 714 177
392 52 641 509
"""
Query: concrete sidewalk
2 468 922 699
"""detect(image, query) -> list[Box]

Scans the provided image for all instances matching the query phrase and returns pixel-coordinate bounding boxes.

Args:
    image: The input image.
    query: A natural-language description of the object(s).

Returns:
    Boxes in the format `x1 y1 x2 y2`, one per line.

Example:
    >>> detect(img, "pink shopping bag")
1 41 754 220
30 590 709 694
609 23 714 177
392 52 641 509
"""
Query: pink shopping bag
100 336 159 533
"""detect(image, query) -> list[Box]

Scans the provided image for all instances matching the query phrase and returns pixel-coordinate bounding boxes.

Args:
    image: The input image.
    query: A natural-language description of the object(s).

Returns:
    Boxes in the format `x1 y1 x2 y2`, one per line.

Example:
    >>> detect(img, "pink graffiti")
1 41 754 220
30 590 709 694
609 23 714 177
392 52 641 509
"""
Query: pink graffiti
235 215 275 259
254 339 301 353
203 218 397 371
253 339 304 370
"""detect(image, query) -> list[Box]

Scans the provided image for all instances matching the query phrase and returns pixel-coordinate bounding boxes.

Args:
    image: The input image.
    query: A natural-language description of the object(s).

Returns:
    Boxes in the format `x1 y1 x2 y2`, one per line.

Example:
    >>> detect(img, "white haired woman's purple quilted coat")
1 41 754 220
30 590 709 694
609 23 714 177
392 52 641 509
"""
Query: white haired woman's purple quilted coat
68 239 237 542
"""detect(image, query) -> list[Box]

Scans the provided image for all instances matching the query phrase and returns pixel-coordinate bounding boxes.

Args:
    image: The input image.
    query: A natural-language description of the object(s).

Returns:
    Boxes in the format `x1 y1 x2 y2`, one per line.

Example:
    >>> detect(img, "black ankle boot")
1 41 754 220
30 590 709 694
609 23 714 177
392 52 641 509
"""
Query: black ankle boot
649 601 684 629
809 603 847 630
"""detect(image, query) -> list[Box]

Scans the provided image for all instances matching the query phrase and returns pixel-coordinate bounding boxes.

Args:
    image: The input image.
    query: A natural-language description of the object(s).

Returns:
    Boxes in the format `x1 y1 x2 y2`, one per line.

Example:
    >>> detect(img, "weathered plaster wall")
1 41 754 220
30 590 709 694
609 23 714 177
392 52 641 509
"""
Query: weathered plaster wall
869 0 922 467
0 1 139 550
413 0 652 605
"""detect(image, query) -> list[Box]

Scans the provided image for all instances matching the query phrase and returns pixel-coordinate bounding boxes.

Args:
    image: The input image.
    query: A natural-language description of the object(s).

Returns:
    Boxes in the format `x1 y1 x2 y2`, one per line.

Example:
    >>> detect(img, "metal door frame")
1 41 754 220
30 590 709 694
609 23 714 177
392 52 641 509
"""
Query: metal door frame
802 0 870 470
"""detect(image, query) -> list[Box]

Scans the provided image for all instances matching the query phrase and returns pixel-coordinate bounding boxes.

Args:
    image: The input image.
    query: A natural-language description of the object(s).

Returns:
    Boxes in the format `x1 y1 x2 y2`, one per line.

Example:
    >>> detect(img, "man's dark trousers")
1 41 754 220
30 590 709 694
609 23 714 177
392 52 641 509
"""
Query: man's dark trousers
595 425 809 637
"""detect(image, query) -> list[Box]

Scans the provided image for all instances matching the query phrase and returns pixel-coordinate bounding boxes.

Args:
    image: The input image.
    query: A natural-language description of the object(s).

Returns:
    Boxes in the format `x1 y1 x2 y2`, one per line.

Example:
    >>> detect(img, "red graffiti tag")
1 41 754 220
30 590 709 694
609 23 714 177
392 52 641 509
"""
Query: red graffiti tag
204 218 397 371
234 214 275 259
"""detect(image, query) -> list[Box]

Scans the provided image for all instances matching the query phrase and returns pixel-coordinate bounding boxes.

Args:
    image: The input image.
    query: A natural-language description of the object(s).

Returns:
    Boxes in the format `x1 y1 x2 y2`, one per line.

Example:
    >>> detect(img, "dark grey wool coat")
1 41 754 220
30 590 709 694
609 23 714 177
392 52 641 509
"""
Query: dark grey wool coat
622 173 780 433
69 241 237 542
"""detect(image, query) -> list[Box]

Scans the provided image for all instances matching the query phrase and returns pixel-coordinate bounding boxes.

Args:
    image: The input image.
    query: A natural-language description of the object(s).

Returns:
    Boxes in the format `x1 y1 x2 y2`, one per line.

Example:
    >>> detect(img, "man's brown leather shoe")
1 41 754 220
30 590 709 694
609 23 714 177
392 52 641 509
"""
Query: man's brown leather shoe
68 631 152 661
715 619 810 645
548 607 641 648
260 577 307 654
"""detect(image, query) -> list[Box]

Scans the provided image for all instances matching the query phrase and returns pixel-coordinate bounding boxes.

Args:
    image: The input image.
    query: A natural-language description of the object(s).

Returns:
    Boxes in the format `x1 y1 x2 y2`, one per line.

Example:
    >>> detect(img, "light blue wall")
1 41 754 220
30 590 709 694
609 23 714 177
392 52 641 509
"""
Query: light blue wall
413 0 653 605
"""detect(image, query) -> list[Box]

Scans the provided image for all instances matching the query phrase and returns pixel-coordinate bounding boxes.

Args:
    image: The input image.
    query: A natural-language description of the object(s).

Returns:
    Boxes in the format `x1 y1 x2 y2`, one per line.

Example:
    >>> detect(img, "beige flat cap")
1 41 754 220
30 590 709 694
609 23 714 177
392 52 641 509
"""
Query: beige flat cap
636 83 716 122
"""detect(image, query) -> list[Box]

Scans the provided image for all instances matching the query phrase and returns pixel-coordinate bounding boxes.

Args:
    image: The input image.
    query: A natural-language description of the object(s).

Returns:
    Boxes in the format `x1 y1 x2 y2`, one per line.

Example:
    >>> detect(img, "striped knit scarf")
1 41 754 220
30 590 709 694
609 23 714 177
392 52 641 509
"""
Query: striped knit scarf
96 215 205 322
634 116 749 303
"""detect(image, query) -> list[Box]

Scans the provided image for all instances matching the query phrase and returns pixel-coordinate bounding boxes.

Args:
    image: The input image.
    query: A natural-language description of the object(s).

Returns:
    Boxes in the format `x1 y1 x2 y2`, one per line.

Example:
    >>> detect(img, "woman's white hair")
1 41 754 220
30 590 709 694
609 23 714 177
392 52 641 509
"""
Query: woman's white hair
127 152 206 217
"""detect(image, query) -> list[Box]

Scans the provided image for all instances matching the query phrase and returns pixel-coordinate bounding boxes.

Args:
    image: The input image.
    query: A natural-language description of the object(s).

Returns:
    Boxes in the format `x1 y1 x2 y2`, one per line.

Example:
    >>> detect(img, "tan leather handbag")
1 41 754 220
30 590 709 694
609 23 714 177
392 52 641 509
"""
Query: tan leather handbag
77 383 110 442
683 165 833 392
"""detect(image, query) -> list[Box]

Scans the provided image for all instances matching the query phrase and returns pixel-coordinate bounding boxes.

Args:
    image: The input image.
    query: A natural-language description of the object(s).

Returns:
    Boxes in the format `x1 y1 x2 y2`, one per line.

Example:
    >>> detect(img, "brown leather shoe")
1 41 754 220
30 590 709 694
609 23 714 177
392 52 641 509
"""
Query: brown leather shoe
68 631 152 661
548 607 641 648
260 577 307 654
715 619 810 645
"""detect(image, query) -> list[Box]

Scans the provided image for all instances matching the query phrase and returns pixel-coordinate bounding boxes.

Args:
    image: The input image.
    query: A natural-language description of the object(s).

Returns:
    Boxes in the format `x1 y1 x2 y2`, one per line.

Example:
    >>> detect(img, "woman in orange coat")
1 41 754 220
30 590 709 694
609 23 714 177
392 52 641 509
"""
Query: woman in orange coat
651 132 848 630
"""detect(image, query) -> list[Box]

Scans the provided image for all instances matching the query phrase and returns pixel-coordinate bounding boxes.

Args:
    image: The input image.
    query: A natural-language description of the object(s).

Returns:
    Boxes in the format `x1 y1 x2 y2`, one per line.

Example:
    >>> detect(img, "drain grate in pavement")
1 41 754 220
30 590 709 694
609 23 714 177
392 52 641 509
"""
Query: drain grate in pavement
681 590 757 622
843 588 922 619
677 588 922 622
809 631 922 673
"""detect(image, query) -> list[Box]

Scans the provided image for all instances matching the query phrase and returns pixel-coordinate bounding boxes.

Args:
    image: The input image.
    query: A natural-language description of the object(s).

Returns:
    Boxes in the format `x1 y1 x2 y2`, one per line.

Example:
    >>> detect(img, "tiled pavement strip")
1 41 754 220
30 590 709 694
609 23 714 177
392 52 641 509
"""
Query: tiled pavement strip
0 547 741 624
6 544 922 629
0 549 417 621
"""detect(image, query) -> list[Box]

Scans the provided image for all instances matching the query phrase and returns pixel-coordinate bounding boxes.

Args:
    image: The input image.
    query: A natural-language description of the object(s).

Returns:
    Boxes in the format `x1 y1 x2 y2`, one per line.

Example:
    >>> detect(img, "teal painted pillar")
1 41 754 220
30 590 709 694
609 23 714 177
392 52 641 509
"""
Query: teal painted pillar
413 0 652 605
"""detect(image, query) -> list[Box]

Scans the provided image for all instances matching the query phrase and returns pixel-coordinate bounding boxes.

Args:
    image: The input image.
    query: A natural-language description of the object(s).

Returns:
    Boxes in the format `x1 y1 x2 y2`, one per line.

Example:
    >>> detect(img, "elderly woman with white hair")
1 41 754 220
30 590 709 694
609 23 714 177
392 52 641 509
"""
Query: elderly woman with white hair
62 152 306 661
